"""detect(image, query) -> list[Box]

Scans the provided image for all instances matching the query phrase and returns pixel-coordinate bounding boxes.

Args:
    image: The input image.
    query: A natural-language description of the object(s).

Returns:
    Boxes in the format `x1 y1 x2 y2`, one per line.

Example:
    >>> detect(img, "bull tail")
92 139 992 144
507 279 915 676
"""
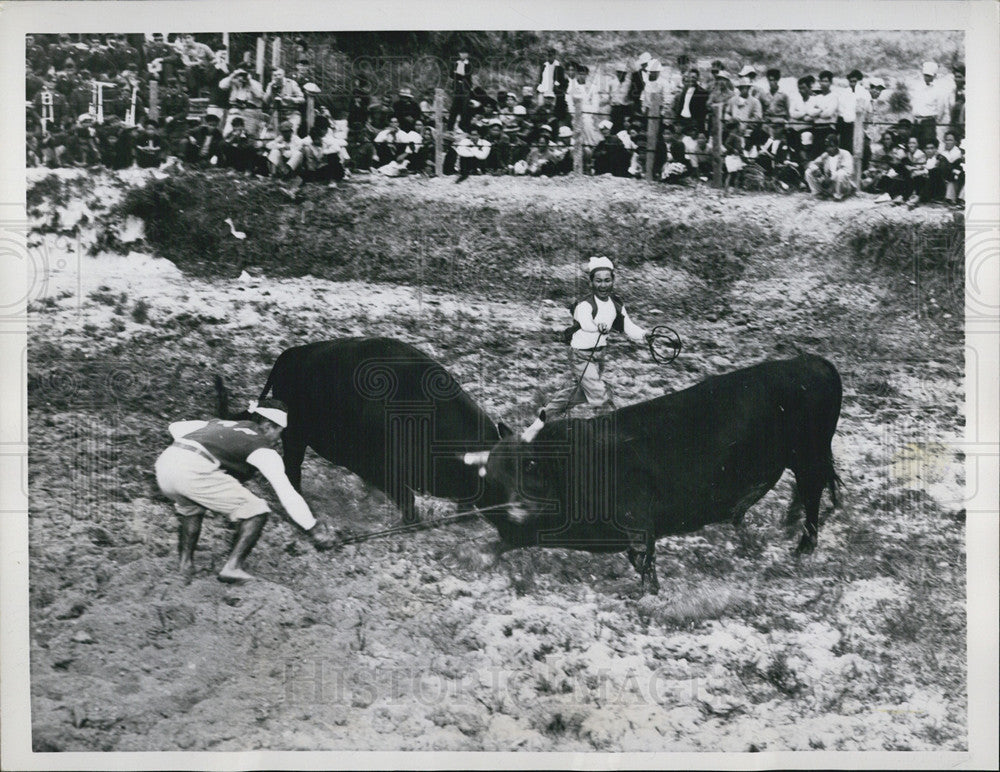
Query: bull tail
827 464 843 509
257 359 280 402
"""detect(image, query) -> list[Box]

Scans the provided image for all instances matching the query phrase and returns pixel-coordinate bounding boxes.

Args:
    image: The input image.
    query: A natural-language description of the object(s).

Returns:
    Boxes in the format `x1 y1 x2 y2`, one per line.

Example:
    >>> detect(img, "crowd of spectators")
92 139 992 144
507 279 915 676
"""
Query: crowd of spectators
25 34 966 205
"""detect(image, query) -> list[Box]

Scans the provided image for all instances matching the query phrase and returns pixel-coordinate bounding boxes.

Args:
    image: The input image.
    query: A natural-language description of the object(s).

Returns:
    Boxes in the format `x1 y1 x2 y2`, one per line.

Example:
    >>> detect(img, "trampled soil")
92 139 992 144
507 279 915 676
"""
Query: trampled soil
26 169 966 752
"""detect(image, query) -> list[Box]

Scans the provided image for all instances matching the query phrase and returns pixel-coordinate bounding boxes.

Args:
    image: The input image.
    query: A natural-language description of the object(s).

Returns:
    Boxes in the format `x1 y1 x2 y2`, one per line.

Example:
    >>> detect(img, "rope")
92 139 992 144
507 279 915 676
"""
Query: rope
335 501 514 546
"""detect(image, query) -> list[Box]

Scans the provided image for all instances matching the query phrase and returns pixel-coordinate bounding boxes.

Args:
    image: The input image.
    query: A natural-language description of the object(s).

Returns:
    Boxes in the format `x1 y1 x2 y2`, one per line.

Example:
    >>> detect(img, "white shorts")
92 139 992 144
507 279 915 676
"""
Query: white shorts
155 446 269 521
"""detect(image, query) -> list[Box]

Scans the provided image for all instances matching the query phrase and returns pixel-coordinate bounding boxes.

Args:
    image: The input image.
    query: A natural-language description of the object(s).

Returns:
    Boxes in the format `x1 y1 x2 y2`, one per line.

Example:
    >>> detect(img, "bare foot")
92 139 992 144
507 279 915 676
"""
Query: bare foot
217 567 254 584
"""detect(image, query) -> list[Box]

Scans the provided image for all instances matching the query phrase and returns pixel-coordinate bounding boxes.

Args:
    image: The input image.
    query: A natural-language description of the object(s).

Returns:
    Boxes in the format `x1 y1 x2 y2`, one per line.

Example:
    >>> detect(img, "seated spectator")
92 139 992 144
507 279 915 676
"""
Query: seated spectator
264 68 305 133
183 113 224 166
134 117 164 168
373 116 406 166
722 119 746 190
521 133 559 176
920 139 948 204
221 115 259 174
689 131 711 179
592 120 629 177
861 130 897 192
805 134 856 200
483 121 512 174
659 126 689 183
550 124 574 174
298 122 345 185
454 126 491 181
756 120 800 190
939 131 963 204
419 90 435 122
875 135 926 205
266 121 304 178
96 115 136 169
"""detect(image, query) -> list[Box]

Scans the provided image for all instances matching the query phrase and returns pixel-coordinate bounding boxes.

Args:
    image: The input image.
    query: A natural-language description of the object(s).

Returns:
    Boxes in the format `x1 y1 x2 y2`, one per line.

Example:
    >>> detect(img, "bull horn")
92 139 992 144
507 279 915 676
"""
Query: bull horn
462 450 490 466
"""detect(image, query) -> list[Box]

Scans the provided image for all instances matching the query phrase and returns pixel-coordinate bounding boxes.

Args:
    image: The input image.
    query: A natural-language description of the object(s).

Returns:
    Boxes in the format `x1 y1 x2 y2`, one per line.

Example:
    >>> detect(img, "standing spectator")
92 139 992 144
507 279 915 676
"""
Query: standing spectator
592 120 629 176
727 76 763 147
760 68 790 122
947 63 965 140
707 69 735 137
629 52 652 109
537 48 565 105
737 65 764 100
912 61 947 146
567 65 601 152
672 69 709 135
640 60 669 116
393 86 422 128
837 68 869 151
454 126 491 181
449 50 473 133
173 33 215 95
706 59 725 89
264 68 305 133
805 134 856 200
608 62 632 132
788 76 819 153
219 67 264 135
811 71 839 151
483 122 511 173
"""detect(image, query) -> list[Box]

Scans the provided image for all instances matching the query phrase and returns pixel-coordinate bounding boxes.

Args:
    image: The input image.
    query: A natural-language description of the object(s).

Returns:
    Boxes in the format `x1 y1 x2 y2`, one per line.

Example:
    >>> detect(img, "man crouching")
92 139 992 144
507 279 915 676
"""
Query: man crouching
155 398 337 583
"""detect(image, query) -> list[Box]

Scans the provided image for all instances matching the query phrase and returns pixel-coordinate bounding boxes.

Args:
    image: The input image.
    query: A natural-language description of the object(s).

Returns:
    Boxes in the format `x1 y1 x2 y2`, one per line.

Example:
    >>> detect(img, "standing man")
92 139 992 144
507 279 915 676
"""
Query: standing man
629 52 652 112
264 68 305 133
760 68 790 123
811 70 839 151
837 68 868 151
672 69 709 135
912 61 947 146
155 398 337 583
608 62 633 132
449 50 473 133
540 256 651 420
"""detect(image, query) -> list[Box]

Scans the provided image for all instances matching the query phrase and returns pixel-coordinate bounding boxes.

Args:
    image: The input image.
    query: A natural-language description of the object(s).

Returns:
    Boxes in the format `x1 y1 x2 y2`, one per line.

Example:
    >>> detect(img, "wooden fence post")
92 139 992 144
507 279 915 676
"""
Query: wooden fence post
434 88 445 176
852 107 866 190
255 37 266 81
271 37 282 70
645 90 661 181
305 93 315 131
572 95 584 174
148 80 159 121
712 102 724 187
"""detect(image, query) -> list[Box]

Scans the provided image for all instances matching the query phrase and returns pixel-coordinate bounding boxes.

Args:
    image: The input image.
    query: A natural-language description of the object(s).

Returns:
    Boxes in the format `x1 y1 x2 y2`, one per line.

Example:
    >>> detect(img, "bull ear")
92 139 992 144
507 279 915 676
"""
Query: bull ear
521 412 546 443
498 421 514 439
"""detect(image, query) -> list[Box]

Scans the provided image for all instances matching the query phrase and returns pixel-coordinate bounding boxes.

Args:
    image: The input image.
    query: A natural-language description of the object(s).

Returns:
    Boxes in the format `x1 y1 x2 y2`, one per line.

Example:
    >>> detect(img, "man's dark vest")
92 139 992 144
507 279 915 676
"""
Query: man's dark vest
560 293 625 343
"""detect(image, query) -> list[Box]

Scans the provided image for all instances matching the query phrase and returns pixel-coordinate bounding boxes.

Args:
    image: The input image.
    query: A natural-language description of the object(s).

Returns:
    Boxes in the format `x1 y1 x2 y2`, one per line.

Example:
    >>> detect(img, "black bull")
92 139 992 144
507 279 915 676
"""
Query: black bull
219 338 510 523
464 354 843 594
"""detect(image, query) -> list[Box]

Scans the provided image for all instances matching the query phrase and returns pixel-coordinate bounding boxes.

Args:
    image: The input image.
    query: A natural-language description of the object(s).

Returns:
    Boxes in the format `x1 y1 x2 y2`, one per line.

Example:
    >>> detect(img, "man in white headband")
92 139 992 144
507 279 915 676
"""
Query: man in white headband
155 397 337 583
543 256 651 416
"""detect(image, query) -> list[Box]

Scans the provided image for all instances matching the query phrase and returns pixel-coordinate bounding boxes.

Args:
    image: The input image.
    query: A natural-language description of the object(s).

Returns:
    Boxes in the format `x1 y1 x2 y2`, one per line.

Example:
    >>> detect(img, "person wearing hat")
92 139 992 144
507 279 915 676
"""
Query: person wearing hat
549 123 575 174
265 119 304 177
912 61 948 146
264 67 305 133
640 59 670 118
737 65 764 101
155 398 338 583
805 133 856 201
393 85 422 129
726 76 763 147
591 119 629 176
707 68 735 137
671 69 710 135
629 52 652 108
608 61 633 132
541 256 651 418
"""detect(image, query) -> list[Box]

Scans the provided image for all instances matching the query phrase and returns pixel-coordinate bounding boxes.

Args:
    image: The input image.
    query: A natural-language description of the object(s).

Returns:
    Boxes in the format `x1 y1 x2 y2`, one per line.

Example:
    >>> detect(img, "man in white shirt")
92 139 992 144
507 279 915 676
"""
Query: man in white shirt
641 59 670 116
806 134 856 200
155 398 337 583
811 70 840 152
266 120 304 177
454 125 491 181
837 69 869 151
912 61 947 146
541 256 651 418
263 68 305 132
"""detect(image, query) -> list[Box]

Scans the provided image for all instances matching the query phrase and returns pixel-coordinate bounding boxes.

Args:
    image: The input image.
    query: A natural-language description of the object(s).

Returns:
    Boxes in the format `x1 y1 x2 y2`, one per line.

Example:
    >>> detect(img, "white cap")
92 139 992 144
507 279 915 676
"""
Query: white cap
868 76 886 88
598 119 613 130
588 256 614 274
922 61 938 76
558 125 573 138
513 104 527 115
800 131 814 146
739 65 756 77
638 52 652 65
542 90 555 98
248 400 287 428
303 82 321 94
613 61 628 72
647 59 662 72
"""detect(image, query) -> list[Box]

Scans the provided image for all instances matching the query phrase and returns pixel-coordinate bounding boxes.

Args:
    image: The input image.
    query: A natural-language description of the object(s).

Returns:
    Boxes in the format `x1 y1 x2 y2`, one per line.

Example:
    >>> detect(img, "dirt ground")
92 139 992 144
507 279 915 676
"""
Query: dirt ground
26 169 966 752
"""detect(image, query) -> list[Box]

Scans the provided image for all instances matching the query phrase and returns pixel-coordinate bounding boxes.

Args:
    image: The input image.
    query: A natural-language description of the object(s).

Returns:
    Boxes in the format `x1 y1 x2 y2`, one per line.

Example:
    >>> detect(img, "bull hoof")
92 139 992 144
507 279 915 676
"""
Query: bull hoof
795 533 817 554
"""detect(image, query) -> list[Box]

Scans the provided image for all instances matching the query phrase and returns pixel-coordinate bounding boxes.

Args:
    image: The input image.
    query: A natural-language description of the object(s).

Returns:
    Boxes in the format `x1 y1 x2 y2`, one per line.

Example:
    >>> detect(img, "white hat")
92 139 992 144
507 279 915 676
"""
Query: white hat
638 52 652 65
868 76 886 89
513 104 527 115
558 125 573 138
922 61 938 76
588 256 614 274
737 76 752 88
715 70 732 81
800 131 814 146
647 59 662 72
739 65 756 77
598 119 613 130
542 90 555 98
248 400 287 428
613 62 628 72
303 82 321 94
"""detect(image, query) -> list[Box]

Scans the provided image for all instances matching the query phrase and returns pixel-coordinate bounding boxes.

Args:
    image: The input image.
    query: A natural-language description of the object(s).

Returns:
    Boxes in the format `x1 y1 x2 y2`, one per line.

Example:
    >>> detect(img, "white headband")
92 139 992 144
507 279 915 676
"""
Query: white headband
248 400 287 428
